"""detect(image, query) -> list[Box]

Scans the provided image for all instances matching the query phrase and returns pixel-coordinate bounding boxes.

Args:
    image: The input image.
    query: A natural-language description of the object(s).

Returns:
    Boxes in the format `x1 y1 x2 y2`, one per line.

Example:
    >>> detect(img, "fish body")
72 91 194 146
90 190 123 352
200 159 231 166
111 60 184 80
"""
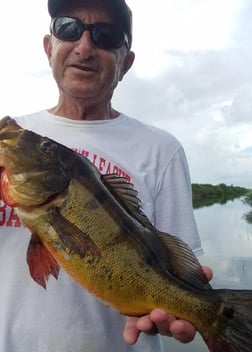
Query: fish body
1 116 252 352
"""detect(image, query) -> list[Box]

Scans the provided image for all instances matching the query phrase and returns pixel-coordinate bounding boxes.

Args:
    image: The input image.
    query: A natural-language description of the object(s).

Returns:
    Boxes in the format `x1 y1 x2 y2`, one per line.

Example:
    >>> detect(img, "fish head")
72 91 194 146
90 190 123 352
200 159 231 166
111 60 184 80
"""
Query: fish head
0 117 71 207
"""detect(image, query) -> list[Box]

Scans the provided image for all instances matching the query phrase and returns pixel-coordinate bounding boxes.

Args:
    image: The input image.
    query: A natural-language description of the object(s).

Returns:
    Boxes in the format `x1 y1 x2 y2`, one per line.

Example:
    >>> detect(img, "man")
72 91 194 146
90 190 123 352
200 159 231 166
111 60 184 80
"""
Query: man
0 0 211 351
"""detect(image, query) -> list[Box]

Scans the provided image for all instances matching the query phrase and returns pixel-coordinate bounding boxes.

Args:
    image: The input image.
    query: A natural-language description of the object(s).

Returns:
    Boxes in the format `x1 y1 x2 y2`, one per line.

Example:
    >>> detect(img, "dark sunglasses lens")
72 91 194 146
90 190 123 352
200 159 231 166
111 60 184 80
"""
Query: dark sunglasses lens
53 17 83 41
52 17 127 49
92 24 125 49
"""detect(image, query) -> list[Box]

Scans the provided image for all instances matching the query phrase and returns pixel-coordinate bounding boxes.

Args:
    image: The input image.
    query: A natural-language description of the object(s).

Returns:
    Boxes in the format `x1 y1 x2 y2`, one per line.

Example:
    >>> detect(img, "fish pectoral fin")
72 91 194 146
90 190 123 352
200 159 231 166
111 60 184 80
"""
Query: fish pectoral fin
158 232 212 291
26 233 60 289
47 208 101 260
101 174 154 231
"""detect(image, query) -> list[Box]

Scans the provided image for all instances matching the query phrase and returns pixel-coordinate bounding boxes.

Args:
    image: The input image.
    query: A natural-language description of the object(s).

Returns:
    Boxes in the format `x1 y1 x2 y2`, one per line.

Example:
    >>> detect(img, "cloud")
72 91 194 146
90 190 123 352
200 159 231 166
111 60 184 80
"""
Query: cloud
113 0 252 189
224 86 252 124
115 45 252 119
242 146 252 154
113 44 252 187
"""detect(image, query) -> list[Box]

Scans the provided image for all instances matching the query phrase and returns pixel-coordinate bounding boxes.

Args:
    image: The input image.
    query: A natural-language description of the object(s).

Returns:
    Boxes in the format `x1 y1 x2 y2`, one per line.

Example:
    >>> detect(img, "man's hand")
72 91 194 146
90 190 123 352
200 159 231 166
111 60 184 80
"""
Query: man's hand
123 266 213 345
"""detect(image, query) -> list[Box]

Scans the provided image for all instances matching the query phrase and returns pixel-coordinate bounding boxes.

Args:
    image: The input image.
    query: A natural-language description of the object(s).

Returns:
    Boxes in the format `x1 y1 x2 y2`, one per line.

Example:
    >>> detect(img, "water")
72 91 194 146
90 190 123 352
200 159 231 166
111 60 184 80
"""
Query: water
163 197 252 351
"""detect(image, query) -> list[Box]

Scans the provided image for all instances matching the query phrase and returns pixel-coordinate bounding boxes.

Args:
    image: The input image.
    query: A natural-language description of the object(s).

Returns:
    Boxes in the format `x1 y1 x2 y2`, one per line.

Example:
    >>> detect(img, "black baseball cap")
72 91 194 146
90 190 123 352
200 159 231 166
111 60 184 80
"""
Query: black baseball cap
47 0 132 48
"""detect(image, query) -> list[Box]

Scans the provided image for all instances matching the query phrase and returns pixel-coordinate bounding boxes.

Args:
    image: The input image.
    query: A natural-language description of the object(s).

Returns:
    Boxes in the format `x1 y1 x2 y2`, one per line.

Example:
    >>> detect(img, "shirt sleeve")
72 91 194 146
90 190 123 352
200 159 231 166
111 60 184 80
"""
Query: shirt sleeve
153 145 203 255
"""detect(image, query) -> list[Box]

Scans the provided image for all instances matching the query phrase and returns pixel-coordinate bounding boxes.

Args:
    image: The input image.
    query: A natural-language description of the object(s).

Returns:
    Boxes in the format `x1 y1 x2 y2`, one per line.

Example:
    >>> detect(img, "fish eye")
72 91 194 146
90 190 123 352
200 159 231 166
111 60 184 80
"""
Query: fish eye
40 140 56 154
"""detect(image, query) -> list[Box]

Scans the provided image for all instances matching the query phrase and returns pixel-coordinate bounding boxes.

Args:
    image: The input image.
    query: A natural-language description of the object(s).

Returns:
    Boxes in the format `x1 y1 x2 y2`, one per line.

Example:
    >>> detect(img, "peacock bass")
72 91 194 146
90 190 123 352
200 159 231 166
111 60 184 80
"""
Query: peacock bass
0 116 252 352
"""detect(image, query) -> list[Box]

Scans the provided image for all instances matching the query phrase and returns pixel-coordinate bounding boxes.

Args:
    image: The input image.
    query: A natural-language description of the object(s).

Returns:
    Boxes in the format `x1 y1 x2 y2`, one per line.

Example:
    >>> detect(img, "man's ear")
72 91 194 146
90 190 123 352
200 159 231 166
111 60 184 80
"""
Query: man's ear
119 51 135 81
43 34 53 67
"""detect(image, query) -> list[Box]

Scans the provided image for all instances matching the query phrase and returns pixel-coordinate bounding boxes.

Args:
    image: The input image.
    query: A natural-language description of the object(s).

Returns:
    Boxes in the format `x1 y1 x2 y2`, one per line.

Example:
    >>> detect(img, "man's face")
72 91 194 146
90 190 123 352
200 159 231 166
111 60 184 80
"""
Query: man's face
44 6 134 103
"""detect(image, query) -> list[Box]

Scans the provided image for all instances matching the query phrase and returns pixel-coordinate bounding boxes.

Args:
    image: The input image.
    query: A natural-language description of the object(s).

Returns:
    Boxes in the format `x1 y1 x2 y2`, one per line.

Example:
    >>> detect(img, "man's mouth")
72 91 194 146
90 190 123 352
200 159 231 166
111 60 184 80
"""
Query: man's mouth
71 64 97 72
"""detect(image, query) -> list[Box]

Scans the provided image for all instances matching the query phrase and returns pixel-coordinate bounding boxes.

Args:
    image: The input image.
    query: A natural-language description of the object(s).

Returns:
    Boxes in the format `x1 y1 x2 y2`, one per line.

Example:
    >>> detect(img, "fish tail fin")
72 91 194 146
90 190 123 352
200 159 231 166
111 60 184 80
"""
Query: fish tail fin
203 289 252 352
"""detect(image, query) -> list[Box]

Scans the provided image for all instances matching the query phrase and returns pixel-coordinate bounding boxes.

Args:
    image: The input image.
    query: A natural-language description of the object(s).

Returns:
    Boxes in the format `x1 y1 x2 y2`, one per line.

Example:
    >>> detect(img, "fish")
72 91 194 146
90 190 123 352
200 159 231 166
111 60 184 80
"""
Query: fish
0 115 252 352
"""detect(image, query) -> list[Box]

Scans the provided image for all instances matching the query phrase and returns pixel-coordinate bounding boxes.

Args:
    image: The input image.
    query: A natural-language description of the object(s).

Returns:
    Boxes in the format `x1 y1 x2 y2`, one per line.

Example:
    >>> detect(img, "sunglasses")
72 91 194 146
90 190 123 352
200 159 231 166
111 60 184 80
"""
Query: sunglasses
51 16 129 50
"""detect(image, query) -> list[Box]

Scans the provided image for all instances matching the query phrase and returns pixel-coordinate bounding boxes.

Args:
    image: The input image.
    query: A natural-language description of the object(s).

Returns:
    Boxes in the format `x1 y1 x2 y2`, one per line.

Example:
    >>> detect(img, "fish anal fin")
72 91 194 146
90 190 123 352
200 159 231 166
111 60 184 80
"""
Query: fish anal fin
101 174 154 230
158 232 212 291
26 233 60 289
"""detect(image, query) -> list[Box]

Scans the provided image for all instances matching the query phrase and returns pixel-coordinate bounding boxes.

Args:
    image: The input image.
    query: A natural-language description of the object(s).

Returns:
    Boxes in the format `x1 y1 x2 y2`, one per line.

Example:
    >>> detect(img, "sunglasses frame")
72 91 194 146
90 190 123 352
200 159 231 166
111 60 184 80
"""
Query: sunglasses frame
50 16 130 50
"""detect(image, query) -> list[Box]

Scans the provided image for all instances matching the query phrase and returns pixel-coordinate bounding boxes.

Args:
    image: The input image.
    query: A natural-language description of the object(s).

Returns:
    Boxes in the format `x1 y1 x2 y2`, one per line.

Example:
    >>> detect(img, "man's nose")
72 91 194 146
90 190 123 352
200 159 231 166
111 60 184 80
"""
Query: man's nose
74 30 96 57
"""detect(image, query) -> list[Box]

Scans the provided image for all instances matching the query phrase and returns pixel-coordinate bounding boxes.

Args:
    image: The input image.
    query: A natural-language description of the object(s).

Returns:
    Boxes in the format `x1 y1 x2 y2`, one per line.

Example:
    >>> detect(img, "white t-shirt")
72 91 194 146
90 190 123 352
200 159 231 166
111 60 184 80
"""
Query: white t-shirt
0 111 202 352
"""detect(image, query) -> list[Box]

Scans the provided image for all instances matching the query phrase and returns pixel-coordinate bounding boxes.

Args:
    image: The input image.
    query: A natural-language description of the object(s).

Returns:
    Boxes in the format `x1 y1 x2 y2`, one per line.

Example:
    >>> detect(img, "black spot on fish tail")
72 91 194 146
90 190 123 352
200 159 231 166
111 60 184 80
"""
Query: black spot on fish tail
203 289 252 352
222 306 235 320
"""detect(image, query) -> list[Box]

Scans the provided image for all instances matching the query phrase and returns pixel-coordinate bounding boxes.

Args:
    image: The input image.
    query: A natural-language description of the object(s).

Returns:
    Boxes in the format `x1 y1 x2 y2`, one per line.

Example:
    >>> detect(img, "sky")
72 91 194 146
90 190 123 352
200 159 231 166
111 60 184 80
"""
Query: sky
0 0 251 188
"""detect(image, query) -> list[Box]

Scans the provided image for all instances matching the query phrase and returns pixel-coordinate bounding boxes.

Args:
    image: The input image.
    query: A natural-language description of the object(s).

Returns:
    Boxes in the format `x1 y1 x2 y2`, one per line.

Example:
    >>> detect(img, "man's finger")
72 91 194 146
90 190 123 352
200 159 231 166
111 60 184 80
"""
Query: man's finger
202 265 213 281
170 319 196 343
150 308 175 336
123 317 141 345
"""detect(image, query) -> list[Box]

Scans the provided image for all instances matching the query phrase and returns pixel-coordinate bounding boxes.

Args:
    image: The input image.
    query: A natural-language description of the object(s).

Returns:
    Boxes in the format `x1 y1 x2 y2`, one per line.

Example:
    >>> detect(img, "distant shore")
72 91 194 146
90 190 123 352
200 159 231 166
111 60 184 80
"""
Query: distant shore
192 183 251 209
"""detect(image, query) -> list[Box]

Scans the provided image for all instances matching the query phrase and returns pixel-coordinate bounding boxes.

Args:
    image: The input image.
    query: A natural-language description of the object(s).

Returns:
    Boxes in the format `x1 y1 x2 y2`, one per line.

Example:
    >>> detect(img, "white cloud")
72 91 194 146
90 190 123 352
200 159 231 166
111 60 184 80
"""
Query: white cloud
127 0 241 77
225 86 252 123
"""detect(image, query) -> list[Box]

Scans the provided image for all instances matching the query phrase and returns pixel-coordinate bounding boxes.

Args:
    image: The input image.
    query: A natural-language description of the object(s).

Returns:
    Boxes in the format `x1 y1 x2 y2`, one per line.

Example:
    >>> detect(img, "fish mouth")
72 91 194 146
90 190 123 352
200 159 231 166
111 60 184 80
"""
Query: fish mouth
0 130 22 141
0 117 23 146
0 116 21 130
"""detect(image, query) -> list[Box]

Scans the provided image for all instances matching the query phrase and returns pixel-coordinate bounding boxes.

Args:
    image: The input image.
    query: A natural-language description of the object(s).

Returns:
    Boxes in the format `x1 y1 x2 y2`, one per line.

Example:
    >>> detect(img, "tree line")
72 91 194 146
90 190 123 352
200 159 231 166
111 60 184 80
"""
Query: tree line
192 183 250 209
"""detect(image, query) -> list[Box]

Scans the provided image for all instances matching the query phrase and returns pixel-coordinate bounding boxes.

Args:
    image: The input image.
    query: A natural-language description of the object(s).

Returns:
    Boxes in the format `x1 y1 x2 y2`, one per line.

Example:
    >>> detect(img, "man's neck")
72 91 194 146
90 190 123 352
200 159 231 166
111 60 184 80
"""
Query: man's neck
48 100 119 121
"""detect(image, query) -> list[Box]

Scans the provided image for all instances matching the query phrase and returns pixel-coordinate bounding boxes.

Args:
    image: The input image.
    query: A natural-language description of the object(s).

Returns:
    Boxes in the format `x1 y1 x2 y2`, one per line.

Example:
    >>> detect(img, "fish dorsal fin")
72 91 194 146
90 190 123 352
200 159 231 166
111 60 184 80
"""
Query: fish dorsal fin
102 174 210 291
158 232 212 291
101 174 155 231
